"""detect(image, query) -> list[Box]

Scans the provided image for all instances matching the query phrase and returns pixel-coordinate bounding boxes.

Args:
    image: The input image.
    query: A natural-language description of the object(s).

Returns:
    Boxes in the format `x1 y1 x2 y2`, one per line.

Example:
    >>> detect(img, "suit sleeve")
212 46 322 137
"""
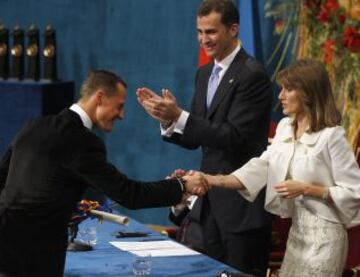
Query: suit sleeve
0 148 11 194
165 67 272 153
68 133 183 209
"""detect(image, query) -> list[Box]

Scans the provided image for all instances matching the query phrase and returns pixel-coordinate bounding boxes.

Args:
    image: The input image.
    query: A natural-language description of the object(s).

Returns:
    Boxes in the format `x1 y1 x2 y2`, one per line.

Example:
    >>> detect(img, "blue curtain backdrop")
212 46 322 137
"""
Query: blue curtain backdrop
0 0 284 225
239 0 295 123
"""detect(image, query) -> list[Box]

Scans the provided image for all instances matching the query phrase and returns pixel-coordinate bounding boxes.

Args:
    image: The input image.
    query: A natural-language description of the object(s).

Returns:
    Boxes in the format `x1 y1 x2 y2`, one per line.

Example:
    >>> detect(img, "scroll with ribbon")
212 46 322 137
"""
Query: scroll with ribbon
67 199 129 252
90 209 129 225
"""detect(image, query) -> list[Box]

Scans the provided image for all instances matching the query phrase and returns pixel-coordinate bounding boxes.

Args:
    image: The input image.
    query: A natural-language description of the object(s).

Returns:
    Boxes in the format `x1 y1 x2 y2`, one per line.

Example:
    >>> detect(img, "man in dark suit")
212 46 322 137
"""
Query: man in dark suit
136 0 273 275
0 70 208 277
169 195 203 252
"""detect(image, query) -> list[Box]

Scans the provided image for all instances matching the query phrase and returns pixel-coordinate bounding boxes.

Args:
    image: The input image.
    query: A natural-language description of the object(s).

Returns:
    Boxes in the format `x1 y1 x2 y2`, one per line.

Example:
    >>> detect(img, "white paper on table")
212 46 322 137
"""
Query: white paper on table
109 240 200 257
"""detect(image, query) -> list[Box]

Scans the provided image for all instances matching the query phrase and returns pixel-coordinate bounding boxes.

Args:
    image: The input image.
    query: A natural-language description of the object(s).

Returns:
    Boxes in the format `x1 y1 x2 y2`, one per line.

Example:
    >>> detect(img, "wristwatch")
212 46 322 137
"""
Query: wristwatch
176 177 187 193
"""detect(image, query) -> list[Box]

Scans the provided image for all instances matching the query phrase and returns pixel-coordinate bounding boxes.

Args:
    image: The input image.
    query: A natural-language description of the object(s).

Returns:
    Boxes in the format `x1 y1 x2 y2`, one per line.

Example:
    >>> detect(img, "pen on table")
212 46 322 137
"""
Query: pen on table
140 238 169 242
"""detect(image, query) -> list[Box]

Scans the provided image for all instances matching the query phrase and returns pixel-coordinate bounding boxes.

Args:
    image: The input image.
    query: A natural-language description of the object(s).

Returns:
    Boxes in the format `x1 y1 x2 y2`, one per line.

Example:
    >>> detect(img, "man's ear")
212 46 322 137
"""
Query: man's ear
229 23 239 38
94 90 105 105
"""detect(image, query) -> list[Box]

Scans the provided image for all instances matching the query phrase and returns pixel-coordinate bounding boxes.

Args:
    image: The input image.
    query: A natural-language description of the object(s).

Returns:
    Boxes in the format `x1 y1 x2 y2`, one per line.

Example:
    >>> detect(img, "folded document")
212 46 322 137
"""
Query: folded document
109 240 200 257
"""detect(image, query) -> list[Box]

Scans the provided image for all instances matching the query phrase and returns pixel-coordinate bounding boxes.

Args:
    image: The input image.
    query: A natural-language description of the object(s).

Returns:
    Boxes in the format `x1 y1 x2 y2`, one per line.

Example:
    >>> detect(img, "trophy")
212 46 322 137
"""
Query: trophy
26 24 40 80
0 24 9 80
10 24 24 80
43 25 57 81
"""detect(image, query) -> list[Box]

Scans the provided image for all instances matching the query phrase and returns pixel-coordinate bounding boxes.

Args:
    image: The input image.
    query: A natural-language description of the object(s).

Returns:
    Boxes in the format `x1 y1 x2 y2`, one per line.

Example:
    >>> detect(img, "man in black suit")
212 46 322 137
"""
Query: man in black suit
137 0 273 275
0 70 208 277
169 195 203 252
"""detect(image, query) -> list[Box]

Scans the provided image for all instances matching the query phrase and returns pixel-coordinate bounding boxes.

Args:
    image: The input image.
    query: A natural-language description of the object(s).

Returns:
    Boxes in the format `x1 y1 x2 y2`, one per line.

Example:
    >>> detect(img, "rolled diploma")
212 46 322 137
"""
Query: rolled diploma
89 210 129 225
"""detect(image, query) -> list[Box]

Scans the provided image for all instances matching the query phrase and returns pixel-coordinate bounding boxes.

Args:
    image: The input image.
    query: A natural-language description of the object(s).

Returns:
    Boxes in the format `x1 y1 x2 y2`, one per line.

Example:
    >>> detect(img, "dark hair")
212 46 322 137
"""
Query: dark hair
197 0 239 27
80 70 127 98
276 60 341 132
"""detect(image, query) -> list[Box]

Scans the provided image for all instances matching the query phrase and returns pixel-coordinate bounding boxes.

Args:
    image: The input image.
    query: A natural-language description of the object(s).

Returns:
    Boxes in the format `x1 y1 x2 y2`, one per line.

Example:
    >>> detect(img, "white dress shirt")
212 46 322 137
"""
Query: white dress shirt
69 104 93 129
161 43 242 137
232 117 360 228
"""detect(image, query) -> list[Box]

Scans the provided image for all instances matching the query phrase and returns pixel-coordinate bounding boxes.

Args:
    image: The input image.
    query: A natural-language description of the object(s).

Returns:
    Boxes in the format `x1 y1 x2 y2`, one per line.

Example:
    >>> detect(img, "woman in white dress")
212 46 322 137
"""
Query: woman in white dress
184 60 360 276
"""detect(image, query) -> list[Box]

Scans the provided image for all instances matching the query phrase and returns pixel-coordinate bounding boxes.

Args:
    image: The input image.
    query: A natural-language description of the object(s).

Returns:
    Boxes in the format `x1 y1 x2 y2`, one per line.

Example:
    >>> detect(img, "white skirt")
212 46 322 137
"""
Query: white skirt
279 201 348 277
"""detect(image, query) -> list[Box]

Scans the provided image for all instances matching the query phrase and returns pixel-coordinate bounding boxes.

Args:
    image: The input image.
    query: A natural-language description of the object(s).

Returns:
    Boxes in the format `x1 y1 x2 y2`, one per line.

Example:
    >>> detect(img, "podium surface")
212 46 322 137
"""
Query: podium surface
65 216 242 276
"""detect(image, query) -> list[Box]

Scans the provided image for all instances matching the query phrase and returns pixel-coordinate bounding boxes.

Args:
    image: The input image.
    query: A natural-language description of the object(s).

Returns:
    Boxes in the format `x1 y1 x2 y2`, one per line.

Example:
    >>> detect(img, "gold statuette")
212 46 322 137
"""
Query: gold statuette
26 43 38 57
11 44 22 57
43 44 55 58
0 43 7 56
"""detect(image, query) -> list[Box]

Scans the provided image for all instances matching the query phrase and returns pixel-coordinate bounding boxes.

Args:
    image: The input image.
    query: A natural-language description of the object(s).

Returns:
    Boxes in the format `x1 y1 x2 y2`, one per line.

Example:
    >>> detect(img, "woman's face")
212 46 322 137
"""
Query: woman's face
278 86 305 117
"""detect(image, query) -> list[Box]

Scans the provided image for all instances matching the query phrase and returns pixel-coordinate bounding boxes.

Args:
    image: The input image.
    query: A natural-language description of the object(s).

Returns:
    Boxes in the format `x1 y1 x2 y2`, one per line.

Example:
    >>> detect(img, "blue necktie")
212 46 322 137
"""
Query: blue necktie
206 64 222 108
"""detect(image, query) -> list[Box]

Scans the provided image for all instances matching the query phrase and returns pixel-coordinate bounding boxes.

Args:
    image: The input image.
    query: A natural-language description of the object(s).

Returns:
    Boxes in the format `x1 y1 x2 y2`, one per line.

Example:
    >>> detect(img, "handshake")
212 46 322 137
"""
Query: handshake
169 169 211 197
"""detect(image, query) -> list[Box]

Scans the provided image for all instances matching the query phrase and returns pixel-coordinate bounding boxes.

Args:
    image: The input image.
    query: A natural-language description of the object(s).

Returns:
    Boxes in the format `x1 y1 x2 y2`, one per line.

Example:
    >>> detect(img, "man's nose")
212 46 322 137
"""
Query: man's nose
199 33 208 44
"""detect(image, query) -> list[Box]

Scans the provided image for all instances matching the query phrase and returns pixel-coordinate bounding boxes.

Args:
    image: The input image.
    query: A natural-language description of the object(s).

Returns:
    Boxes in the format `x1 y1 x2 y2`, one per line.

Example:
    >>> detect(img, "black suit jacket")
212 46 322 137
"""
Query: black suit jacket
165 49 273 232
0 109 183 276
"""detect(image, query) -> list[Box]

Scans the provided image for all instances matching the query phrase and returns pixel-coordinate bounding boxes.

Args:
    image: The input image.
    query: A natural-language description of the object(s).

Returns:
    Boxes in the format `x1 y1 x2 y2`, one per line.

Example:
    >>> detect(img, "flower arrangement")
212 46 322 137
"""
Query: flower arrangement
266 0 360 156
299 0 360 153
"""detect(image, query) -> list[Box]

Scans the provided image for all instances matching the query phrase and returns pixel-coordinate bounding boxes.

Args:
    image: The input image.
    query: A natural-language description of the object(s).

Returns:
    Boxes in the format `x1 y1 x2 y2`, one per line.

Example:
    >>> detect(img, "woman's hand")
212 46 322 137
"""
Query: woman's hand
274 180 306 199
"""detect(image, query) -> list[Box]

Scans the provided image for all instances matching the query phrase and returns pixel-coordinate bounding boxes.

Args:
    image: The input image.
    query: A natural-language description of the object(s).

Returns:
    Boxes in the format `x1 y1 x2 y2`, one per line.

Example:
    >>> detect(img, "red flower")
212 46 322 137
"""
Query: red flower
317 0 340 23
317 11 329 23
323 39 336 63
323 0 340 12
274 19 285 35
338 11 346 24
343 27 360 53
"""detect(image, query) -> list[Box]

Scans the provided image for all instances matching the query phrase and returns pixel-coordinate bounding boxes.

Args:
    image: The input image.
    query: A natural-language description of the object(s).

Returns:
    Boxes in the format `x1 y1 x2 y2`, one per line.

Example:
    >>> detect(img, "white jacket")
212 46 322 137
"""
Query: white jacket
232 117 360 228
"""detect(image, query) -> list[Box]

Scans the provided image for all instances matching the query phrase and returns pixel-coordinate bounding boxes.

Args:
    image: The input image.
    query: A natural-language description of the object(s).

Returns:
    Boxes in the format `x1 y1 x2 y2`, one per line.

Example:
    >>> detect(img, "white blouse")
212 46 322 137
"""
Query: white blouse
232 117 360 228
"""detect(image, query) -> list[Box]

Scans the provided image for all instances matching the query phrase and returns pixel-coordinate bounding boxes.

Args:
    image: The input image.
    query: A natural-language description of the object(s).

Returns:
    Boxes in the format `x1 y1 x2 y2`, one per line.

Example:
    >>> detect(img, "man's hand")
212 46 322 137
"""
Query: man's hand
136 87 164 121
136 87 182 123
169 168 186 179
182 171 210 196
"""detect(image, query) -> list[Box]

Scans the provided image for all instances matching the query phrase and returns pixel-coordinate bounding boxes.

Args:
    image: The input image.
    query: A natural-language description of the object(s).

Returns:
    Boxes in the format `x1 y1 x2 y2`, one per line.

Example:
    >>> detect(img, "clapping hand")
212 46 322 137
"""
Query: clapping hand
136 87 182 123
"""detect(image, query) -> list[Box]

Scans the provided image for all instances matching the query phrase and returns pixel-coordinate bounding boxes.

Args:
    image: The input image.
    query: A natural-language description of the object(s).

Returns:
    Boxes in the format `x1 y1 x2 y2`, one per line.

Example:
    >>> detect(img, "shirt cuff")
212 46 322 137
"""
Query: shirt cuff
171 206 183 216
160 121 176 137
174 110 189 134
160 110 189 137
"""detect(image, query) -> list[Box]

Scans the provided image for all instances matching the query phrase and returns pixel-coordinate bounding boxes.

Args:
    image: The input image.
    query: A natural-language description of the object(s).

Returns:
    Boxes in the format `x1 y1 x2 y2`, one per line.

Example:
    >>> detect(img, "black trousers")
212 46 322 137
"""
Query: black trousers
201 197 272 277
0 215 67 277
0 235 67 277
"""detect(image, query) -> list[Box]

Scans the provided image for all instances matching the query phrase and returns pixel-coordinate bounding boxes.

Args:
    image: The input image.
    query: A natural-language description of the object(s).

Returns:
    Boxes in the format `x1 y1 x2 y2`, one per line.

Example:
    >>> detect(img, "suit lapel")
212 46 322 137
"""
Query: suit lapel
206 49 248 119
